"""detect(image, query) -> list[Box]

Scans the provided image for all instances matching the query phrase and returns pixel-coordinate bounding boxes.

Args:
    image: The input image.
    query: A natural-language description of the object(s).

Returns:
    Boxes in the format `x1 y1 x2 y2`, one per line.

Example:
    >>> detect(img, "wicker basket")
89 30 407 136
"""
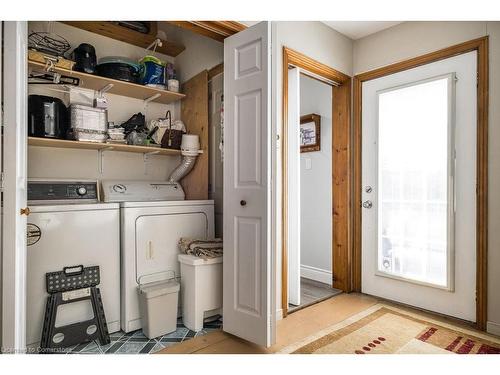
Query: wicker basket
161 129 185 150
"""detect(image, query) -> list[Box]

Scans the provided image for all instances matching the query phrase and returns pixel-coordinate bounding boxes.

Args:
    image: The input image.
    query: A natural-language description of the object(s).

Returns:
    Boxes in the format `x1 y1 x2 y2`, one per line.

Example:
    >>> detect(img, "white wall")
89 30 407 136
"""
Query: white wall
353 21 500 335
299 75 332 283
159 23 224 84
272 21 353 318
27 21 223 183
28 21 183 181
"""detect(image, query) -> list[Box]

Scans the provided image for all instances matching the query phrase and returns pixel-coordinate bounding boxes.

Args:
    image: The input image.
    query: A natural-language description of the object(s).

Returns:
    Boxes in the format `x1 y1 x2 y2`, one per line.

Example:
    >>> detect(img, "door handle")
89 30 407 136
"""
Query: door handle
20 207 31 216
362 200 373 209
147 241 154 260
240 200 247 206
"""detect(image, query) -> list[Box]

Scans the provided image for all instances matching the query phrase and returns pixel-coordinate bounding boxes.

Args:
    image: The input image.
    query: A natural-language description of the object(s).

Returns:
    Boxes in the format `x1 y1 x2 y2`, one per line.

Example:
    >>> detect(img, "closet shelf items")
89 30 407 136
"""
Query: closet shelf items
28 60 186 105
28 137 182 156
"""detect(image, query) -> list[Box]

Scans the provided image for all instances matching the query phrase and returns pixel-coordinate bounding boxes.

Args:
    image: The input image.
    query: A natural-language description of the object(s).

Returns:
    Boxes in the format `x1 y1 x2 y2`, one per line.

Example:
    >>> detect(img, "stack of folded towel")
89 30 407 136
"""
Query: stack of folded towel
178 238 223 259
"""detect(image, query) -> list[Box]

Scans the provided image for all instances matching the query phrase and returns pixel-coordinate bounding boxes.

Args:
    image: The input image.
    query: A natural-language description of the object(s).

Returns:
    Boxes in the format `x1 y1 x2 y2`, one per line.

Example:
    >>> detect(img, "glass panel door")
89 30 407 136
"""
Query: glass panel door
376 74 455 289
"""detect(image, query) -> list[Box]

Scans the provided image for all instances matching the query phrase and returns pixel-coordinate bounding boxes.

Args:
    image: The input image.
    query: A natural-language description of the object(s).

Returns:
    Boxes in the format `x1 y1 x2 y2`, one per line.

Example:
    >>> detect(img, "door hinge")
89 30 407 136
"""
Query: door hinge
0 172 4 192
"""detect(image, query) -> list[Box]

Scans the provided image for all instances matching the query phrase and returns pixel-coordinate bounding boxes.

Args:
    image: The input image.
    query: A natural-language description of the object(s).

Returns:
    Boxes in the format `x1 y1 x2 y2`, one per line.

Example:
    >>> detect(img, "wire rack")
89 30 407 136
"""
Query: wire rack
28 31 71 57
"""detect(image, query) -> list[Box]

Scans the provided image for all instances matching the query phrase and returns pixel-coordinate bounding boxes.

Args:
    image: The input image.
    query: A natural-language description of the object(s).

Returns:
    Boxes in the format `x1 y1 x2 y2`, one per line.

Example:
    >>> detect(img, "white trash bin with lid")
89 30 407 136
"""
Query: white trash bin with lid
138 278 180 339
178 254 223 331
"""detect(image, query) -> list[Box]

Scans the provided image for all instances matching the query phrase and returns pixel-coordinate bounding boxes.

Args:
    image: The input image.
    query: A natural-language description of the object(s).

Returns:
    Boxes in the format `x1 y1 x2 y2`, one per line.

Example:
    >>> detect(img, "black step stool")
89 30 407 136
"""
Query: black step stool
40 265 110 353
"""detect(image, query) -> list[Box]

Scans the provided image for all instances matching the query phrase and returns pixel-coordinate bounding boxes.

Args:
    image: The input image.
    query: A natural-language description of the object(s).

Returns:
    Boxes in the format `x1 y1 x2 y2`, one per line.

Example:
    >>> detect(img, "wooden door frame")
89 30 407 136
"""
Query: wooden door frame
352 36 489 330
166 21 247 42
281 47 351 318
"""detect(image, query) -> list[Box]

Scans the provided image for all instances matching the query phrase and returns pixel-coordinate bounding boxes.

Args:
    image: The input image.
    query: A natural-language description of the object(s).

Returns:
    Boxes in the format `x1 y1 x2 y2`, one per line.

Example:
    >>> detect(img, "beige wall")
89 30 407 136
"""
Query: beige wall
159 23 224 84
353 21 500 335
272 21 353 319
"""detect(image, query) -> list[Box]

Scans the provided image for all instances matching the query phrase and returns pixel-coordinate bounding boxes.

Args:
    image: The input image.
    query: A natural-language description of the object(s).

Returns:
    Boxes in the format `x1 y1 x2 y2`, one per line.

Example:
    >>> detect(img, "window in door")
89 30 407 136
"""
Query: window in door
376 74 455 290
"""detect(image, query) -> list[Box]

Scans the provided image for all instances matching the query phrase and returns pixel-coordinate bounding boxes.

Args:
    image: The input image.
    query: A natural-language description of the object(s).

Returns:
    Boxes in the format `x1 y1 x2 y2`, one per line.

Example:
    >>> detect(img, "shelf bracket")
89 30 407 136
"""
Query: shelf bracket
97 146 115 174
98 83 114 97
143 150 160 162
144 93 161 105
143 150 161 175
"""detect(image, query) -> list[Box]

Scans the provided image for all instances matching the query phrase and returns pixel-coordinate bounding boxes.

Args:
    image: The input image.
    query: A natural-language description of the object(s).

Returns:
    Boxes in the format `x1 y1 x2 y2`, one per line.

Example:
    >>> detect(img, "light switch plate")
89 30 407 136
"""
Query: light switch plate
305 158 312 170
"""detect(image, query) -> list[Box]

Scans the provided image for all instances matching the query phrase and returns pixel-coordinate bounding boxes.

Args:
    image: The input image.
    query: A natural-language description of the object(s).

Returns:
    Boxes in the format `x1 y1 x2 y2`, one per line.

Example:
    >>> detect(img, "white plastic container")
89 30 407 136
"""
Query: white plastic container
167 79 180 92
178 254 222 331
138 279 180 339
70 104 108 143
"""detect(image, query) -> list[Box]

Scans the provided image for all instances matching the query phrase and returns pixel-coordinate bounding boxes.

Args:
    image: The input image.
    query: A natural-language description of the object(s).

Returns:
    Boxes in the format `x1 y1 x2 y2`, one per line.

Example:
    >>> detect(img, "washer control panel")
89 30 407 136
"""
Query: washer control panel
28 180 99 204
101 180 185 202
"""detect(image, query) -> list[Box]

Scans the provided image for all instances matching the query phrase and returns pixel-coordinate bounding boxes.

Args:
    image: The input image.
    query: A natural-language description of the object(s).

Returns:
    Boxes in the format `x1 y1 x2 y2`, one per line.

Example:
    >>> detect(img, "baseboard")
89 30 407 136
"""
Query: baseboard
300 265 332 285
276 308 283 321
487 321 500 337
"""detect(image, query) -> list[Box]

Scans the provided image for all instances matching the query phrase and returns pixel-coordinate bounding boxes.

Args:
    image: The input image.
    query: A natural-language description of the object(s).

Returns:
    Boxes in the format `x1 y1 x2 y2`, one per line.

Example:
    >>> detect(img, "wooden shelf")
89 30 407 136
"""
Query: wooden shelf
62 21 186 57
28 137 181 156
28 60 186 105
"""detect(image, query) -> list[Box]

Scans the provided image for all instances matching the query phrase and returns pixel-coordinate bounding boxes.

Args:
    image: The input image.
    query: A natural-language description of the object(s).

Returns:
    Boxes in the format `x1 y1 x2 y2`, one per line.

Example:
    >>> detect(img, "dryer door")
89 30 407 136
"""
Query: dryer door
136 212 209 282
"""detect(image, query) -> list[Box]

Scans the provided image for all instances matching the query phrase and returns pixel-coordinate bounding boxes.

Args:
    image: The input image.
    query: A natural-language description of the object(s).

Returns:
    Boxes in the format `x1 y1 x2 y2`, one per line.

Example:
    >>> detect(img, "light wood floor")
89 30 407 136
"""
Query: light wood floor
157 292 491 354
157 293 377 354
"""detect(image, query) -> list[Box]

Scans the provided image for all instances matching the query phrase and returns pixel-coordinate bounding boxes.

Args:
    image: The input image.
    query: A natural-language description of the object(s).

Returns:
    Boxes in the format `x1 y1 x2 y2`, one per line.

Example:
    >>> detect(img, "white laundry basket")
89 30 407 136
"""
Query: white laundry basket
138 278 180 339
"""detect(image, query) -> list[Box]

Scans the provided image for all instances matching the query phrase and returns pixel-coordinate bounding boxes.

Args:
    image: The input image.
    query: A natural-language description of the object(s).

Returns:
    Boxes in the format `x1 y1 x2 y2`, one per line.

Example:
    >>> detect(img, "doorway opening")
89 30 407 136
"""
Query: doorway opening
281 47 351 318
287 74 341 313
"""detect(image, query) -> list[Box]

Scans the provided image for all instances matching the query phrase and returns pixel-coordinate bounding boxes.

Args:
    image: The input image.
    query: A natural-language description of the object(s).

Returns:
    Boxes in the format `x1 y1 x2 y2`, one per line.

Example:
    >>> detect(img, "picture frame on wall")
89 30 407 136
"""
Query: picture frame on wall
300 113 321 153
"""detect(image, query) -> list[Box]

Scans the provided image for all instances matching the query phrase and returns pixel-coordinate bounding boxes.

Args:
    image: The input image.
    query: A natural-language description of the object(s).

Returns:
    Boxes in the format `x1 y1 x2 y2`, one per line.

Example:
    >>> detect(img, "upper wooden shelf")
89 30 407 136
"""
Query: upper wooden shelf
62 21 186 57
28 137 181 156
28 60 186 105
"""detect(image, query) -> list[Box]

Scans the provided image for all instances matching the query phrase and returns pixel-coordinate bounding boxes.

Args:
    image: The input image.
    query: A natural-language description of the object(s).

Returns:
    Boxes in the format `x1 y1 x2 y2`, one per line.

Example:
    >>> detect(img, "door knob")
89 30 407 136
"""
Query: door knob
240 200 247 206
20 207 31 216
362 200 373 209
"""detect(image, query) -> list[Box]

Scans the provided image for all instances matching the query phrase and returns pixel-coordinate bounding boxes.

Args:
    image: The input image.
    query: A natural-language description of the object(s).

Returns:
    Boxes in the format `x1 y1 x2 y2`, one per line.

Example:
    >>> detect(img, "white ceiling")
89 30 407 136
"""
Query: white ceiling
321 21 403 40
241 21 403 40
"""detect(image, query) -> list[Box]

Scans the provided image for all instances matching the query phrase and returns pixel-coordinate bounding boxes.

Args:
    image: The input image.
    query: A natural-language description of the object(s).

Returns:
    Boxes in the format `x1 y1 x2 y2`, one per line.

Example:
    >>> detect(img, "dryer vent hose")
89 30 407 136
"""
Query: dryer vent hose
168 155 197 183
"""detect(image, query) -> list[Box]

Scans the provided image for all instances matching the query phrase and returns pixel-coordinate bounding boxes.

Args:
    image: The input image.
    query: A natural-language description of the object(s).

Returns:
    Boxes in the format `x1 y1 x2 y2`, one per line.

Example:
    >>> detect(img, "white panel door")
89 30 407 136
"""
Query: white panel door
2 21 28 352
223 21 275 347
287 67 301 306
361 52 477 321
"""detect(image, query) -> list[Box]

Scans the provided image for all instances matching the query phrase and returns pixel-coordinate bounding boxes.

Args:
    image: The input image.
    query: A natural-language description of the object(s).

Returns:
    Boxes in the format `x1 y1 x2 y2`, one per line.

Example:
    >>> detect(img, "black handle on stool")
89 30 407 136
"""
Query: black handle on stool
63 265 84 276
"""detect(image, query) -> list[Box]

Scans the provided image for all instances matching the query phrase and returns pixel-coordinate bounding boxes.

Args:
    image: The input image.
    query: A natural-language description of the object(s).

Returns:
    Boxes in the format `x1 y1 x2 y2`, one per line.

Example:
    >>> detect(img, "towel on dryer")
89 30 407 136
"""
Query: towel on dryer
178 238 223 259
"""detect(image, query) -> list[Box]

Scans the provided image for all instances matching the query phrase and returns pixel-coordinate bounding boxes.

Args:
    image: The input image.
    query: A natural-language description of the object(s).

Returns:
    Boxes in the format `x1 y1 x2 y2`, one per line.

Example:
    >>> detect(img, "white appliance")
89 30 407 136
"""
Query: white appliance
26 180 121 347
101 180 214 333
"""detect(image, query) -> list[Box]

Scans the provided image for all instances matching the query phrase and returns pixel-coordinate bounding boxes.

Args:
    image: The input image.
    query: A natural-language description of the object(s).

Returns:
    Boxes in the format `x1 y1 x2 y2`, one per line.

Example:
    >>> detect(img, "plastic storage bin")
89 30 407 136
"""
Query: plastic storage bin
69 104 108 143
178 254 222 331
138 279 180 339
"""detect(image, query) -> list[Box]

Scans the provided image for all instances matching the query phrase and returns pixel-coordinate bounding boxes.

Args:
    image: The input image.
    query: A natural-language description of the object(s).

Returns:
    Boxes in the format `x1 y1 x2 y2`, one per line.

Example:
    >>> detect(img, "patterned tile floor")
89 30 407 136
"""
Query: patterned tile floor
55 316 222 354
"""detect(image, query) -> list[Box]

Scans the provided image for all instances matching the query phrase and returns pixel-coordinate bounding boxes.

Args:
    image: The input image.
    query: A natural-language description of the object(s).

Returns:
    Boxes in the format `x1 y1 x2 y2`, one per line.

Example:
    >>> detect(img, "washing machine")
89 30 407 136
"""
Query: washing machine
26 180 121 347
101 180 214 333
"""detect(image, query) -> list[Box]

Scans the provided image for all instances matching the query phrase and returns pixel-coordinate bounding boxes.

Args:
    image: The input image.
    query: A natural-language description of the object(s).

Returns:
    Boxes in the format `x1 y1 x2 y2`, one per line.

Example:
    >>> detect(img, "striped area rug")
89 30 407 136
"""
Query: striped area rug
279 304 500 354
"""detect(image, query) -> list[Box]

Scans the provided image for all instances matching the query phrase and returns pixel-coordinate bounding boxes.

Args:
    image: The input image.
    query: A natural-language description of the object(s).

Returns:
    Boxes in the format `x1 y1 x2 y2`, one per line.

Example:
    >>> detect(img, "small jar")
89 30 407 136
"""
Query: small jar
167 79 180 93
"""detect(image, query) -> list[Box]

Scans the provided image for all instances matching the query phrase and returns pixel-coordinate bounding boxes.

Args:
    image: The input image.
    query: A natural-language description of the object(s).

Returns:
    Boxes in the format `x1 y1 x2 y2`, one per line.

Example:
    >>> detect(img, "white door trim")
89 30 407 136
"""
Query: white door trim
2 21 28 353
287 67 301 306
